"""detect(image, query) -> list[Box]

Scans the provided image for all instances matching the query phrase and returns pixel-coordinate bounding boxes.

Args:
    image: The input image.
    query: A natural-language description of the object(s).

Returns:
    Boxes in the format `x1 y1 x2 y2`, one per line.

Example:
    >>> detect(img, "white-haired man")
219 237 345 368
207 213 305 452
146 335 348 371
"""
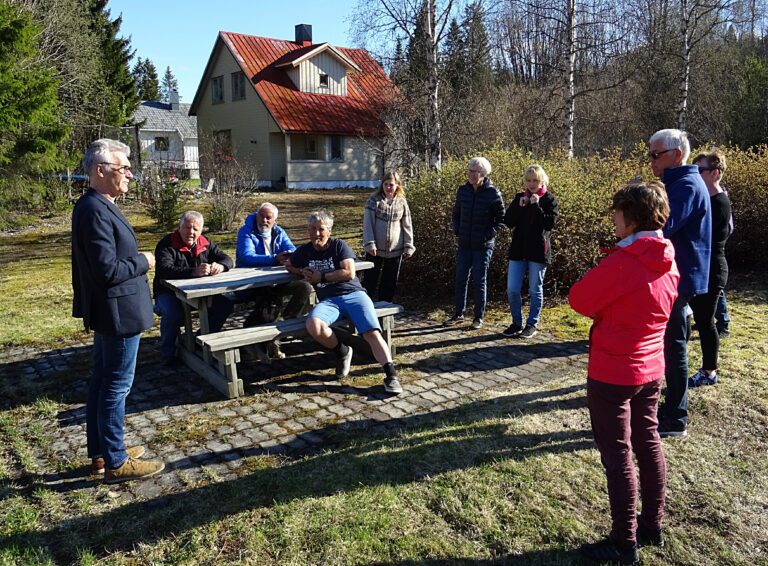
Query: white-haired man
648 129 711 438
236 202 312 356
286 210 402 394
153 210 234 365
71 138 164 483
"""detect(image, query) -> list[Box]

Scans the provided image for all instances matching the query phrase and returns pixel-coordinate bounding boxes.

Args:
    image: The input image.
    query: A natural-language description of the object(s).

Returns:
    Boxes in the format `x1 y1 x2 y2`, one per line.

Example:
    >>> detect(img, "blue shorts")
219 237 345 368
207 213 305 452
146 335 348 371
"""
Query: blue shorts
309 290 381 334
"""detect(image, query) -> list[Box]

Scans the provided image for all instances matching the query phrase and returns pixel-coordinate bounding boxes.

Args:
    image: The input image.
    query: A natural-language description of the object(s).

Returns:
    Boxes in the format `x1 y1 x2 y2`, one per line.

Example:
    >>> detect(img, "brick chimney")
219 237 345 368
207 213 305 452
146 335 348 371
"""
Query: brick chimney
295 24 312 47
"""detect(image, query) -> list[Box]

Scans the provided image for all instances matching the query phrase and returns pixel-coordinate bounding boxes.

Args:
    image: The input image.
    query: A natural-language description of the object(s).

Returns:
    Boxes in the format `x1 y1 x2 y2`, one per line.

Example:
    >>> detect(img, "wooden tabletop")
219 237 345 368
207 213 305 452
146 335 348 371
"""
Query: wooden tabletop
162 260 374 300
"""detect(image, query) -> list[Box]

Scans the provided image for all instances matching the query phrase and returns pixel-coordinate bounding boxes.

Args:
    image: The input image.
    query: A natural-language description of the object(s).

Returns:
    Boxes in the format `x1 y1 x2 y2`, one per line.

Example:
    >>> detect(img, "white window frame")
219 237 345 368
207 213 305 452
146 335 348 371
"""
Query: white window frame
319 73 329 88
231 71 245 101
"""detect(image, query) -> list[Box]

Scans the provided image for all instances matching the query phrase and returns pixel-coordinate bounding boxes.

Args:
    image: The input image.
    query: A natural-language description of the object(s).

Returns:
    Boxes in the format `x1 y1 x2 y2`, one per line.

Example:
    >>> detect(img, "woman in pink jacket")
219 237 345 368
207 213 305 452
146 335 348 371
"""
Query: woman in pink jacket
569 181 679 564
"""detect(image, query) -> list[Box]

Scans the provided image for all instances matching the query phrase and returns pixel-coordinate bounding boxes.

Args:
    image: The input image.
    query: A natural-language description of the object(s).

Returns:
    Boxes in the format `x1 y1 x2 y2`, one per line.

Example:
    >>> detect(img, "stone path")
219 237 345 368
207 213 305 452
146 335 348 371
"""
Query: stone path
1 313 588 500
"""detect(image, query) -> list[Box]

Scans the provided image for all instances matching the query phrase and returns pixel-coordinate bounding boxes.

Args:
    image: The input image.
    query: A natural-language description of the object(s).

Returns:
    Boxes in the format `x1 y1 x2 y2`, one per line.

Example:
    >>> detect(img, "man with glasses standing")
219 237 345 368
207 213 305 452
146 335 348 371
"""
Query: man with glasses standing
72 139 165 483
647 129 711 438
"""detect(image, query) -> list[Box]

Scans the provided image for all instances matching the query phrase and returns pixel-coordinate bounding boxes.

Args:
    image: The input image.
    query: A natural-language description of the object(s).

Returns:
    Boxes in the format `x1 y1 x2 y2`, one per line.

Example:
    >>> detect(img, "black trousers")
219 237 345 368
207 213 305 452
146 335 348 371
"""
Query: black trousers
690 288 722 370
362 253 403 303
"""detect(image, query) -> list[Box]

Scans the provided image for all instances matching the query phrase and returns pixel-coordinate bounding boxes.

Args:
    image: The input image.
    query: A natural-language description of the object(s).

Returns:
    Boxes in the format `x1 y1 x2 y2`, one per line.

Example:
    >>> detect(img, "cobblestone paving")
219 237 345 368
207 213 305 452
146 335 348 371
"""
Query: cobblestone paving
1 313 588 500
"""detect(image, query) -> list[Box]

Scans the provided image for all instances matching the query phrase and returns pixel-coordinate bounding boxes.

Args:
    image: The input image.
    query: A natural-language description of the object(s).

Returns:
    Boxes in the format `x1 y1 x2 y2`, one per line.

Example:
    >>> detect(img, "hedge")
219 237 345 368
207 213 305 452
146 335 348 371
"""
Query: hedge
400 145 768 303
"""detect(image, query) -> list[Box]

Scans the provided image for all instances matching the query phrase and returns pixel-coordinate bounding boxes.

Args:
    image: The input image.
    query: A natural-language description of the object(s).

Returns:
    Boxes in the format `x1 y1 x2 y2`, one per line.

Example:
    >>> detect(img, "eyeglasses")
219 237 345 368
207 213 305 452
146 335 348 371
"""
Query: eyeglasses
647 149 675 161
468 169 484 174
100 162 132 175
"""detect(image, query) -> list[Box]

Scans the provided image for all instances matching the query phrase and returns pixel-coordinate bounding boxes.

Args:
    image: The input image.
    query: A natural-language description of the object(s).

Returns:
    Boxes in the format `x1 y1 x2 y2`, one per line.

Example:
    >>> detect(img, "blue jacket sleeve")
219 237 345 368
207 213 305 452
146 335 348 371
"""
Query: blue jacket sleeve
236 226 274 267
662 188 694 238
275 228 297 254
452 189 461 235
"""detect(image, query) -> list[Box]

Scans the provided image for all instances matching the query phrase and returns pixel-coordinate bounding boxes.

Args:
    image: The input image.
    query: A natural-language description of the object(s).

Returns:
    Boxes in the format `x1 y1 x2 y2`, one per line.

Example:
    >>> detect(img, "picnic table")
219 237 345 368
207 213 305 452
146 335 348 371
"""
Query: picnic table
162 260 397 398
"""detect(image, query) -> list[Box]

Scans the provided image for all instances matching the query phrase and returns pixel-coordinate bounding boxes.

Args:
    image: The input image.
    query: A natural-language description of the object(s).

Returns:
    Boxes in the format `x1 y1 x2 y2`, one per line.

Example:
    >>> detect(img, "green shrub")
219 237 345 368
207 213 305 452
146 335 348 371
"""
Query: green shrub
402 145 767 304
140 164 183 229
0 176 70 229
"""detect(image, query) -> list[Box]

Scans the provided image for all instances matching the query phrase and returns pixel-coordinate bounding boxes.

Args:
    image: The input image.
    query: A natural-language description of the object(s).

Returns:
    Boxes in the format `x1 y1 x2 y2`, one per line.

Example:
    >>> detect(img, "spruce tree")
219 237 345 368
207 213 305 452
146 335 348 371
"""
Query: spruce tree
86 0 139 125
0 2 68 174
161 66 179 103
133 57 160 101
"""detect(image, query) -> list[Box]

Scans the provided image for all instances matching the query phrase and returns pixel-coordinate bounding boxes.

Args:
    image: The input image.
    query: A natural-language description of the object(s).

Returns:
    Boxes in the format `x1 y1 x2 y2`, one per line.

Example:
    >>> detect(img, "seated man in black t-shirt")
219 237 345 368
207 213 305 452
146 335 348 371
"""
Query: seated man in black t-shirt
286 210 402 394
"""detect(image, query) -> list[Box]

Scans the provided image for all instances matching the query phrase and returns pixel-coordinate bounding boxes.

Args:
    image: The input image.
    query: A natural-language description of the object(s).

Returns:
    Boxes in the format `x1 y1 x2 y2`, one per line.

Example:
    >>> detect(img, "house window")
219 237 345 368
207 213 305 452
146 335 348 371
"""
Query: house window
329 136 343 161
305 135 317 157
211 75 224 104
319 73 329 87
231 71 245 101
155 136 170 151
290 134 320 160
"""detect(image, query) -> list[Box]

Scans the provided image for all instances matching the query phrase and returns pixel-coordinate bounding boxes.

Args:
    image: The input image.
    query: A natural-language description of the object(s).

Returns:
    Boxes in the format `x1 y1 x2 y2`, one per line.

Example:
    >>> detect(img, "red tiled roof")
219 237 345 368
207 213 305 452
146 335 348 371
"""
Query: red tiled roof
199 31 395 137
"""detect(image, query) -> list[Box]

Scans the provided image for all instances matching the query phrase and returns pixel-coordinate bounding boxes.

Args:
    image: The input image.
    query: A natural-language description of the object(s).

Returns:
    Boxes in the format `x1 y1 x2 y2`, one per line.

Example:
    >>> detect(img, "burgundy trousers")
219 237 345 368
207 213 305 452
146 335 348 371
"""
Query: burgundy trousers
587 377 667 547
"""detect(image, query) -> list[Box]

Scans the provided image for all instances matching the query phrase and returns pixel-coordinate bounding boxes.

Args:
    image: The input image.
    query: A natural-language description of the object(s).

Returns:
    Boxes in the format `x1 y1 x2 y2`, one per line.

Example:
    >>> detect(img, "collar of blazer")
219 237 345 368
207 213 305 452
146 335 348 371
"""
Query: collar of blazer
89 189 138 244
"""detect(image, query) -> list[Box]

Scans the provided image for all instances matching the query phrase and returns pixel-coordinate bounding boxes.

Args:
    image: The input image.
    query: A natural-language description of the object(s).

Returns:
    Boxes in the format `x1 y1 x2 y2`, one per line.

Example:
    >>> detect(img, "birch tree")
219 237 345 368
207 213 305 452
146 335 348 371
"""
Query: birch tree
350 0 458 169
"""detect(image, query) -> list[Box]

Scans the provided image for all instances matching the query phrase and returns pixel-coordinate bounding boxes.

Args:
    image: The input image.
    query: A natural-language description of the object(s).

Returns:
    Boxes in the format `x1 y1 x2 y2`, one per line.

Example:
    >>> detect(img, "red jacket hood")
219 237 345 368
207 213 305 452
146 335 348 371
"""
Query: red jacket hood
612 236 676 275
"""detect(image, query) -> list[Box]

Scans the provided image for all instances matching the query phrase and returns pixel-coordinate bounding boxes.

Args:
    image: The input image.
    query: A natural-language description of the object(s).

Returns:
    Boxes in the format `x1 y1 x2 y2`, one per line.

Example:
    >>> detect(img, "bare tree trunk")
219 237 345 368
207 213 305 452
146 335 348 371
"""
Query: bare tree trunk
425 0 442 169
677 0 691 131
566 0 577 158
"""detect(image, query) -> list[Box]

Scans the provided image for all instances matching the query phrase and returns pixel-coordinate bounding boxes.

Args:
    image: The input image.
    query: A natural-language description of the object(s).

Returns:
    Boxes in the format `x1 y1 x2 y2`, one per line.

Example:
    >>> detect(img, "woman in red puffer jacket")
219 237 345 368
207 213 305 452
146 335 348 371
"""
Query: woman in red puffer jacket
569 181 679 564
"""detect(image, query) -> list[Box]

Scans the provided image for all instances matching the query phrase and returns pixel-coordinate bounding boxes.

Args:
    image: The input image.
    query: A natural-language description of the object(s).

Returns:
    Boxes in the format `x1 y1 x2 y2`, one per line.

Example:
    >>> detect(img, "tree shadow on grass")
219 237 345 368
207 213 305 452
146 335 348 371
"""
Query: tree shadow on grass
0 384 593 563
369 552 587 565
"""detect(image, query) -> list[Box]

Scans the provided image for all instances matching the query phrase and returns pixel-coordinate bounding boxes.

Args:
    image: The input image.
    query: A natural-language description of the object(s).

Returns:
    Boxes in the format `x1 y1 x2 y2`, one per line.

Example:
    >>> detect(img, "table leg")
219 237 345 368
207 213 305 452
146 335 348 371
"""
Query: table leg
182 302 195 351
198 297 213 364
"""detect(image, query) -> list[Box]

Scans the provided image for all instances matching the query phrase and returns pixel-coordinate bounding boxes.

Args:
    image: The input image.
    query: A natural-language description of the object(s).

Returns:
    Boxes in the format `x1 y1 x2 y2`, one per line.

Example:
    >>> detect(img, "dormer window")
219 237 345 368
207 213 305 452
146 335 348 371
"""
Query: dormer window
319 73 329 88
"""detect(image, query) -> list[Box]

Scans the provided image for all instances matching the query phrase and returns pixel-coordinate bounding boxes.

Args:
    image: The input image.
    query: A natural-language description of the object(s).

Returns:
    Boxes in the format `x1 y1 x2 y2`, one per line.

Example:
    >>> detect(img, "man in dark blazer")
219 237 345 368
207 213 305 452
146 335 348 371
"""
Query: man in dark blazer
72 138 165 483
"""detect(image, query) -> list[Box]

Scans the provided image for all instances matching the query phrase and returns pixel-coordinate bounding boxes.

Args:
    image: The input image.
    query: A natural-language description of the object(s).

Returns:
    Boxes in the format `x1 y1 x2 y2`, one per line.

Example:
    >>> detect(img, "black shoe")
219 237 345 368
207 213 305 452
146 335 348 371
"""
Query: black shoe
520 324 538 339
502 323 522 337
443 314 464 327
658 420 687 438
335 345 353 379
384 375 403 394
636 516 665 548
580 538 638 564
718 327 730 339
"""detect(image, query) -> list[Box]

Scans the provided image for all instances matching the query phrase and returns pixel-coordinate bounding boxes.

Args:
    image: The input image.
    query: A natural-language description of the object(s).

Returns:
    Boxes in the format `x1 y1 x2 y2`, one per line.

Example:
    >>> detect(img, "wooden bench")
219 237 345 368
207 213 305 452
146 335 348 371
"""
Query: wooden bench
193 301 404 399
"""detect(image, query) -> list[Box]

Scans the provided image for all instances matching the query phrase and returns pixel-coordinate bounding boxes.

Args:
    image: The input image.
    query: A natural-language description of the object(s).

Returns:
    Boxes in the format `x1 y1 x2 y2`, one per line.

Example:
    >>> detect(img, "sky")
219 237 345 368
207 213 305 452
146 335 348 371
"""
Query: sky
108 0 359 102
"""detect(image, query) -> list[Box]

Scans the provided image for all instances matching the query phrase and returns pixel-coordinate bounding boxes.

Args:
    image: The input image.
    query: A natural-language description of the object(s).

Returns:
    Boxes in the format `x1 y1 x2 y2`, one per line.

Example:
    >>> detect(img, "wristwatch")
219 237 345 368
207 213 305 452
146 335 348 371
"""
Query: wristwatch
320 272 326 284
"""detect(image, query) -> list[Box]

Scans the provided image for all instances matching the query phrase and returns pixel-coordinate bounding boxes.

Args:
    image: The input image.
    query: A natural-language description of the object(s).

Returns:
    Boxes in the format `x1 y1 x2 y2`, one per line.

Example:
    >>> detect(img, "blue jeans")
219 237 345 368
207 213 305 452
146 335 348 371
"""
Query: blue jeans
507 260 547 327
86 332 141 469
715 289 730 331
154 292 233 359
662 294 691 429
454 247 493 319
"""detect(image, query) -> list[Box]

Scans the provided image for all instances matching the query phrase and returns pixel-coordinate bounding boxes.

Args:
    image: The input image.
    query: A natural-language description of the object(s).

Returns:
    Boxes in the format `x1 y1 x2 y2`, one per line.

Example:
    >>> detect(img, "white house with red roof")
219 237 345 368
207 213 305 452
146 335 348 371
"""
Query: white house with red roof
189 24 393 189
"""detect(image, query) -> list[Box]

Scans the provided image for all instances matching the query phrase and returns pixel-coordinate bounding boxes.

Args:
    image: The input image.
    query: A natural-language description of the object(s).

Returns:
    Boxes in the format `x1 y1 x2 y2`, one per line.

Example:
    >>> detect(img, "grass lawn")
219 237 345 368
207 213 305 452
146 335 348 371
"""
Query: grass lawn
0 191 766 564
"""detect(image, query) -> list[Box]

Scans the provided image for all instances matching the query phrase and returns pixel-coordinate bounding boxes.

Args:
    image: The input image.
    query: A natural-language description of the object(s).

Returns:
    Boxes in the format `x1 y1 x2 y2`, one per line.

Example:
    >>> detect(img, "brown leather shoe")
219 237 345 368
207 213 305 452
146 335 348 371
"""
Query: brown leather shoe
91 446 147 475
104 457 165 484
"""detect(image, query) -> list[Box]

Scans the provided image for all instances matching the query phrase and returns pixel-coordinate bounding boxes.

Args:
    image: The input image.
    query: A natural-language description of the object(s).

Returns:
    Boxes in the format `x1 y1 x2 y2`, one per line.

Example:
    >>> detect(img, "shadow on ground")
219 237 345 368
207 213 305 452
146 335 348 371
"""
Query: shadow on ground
0 383 592 563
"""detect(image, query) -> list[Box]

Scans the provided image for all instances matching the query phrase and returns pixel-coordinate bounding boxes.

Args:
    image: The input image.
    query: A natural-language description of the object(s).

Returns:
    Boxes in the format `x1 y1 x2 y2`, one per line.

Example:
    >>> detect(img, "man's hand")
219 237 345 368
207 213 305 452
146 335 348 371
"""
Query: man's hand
276 250 292 265
209 262 225 275
301 267 322 284
140 251 155 269
193 263 212 277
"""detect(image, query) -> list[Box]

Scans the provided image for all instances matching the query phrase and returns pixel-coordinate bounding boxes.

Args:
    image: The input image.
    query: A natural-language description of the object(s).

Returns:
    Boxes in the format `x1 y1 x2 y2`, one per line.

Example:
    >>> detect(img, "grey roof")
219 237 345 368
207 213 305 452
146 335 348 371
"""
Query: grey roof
134 101 198 138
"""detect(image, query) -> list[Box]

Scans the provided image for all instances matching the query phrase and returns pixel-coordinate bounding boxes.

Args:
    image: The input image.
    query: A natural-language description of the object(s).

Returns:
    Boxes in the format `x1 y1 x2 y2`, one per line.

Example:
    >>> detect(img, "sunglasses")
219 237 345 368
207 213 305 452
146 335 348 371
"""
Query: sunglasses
647 149 675 160
698 166 716 173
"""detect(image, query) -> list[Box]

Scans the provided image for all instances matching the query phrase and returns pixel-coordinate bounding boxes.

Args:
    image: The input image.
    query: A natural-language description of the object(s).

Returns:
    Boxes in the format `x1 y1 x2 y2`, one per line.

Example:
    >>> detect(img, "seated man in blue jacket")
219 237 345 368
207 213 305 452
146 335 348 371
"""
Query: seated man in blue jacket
153 210 234 365
236 202 312 356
